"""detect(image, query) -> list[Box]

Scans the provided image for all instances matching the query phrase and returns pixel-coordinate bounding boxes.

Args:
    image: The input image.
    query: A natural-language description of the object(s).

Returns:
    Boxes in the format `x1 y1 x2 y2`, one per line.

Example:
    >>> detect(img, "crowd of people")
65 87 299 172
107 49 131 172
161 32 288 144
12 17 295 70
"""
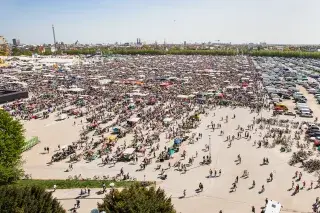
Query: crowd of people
3 55 320 212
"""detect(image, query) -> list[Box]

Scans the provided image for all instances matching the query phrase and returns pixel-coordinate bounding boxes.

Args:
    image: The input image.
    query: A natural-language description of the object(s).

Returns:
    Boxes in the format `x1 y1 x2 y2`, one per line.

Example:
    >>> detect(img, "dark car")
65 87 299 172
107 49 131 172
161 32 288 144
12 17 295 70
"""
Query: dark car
280 94 291 99
307 131 320 137
306 128 320 134
295 99 307 103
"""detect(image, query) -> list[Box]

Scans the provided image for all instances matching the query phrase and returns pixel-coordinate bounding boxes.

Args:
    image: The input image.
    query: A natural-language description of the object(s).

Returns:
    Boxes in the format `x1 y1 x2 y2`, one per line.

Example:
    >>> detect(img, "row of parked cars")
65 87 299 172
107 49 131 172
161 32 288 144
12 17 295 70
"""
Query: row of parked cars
294 102 313 117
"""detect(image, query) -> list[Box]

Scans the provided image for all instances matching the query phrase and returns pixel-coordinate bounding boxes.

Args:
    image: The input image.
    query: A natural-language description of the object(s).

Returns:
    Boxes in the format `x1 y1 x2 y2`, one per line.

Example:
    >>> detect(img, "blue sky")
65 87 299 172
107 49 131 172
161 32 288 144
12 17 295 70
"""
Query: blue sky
1 0 320 45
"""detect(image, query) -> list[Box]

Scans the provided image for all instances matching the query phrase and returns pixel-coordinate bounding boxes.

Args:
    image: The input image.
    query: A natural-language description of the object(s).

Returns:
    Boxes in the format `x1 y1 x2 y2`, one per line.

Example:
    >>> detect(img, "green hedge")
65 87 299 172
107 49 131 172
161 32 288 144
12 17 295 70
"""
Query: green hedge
14 179 153 189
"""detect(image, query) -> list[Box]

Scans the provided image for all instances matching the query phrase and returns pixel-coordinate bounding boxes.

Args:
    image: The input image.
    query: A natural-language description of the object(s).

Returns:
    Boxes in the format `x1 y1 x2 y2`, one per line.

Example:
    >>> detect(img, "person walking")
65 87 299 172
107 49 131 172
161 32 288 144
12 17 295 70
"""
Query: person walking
265 198 268 206
102 183 106 193
199 182 203 192
269 172 273 181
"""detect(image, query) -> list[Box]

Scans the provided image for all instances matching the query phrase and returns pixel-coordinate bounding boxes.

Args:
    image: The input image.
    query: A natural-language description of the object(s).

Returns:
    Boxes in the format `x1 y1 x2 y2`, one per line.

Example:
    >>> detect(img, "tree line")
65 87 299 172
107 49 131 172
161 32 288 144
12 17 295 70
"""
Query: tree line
8 47 320 59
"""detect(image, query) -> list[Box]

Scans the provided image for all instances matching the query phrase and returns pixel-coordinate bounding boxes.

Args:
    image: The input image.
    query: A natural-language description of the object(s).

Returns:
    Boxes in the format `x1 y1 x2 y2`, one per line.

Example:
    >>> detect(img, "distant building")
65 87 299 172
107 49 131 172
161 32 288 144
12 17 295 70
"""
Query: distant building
136 38 142 45
12 38 20 46
184 41 187 46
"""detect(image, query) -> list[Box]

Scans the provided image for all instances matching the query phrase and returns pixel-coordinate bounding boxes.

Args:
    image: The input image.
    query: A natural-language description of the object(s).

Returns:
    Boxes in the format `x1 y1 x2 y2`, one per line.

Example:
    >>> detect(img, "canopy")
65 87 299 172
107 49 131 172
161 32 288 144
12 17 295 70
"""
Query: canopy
174 138 182 145
163 117 173 123
177 95 189 99
108 135 117 141
112 127 121 133
68 88 85 92
168 149 175 156
215 93 224 98
128 117 140 123
58 114 67 120
123 148 135 155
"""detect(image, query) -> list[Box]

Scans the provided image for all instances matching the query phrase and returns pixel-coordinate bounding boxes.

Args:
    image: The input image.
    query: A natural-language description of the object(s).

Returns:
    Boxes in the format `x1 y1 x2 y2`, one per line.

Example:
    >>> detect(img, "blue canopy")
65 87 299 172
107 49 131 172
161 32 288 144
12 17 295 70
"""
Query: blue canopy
174 138 182 145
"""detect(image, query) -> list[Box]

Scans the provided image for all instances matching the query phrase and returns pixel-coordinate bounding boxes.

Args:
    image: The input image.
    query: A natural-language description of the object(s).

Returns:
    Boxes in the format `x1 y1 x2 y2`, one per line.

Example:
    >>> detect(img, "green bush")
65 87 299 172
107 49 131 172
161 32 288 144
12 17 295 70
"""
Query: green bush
15 179 142 189
98 183 176 213
0 185 65 213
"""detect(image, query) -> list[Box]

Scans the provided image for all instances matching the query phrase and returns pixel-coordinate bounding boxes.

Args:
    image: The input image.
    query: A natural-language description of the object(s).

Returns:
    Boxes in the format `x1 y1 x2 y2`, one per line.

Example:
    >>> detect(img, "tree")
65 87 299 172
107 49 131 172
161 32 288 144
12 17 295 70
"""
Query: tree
0 110 25 184
0 185 65 213
98 183 176 213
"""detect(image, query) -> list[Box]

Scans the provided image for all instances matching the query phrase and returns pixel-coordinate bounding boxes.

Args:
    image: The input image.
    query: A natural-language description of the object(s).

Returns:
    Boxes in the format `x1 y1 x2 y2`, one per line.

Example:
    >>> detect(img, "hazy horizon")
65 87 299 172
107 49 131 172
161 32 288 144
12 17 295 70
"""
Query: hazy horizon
2 0 320 45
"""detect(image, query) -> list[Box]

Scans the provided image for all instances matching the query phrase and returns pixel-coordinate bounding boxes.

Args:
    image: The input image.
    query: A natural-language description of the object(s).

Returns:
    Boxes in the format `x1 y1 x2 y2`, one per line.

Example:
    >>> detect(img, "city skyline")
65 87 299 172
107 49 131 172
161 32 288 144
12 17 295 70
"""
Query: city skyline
2 0 320 45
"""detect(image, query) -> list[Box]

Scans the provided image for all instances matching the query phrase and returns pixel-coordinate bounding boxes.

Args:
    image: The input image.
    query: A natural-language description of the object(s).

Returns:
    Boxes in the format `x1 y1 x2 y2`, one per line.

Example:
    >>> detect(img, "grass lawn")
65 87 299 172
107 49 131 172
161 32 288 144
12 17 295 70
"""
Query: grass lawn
14 179 152 189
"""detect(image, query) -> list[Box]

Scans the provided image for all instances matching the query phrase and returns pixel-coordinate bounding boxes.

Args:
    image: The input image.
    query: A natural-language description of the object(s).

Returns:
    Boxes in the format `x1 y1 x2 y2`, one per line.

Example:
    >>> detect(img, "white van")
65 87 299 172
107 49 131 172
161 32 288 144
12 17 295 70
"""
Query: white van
293 92 303 99
298 108 311 115
296 103 308 107
265 200 282 213
295 103 308 109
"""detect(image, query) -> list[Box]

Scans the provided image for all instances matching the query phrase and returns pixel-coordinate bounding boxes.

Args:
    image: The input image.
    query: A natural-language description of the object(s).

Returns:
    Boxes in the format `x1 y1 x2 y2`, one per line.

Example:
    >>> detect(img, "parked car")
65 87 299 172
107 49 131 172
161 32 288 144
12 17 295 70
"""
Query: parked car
300 112 313 118
307 131 320 137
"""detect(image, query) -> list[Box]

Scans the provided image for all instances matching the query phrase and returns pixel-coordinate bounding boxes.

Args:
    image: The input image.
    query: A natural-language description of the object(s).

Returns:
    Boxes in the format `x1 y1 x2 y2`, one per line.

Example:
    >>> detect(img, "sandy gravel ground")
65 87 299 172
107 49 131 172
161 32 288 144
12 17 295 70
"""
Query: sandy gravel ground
22 87 320 213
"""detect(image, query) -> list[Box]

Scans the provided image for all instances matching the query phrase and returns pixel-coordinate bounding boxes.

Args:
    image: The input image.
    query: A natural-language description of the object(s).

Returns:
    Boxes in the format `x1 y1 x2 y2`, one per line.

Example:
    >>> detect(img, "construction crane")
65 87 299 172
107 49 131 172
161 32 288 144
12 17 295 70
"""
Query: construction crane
75 40 79 45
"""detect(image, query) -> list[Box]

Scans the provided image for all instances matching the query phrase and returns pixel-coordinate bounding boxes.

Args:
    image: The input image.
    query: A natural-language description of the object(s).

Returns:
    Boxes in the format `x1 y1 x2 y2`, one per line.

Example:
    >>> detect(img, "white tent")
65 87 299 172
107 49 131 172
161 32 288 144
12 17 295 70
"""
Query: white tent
99 79 112 85
68 88 85 92
123 148 135 155
58 114 67 120
43 74 55 78
128 117 140 123
163 117 173 123
177 95 189 99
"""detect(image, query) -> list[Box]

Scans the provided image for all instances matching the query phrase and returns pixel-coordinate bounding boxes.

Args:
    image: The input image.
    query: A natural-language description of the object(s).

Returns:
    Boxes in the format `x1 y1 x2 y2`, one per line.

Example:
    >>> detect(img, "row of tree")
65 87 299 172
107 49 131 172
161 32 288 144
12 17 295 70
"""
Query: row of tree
7 47 320 59
109 49 238 56
249 50 320 58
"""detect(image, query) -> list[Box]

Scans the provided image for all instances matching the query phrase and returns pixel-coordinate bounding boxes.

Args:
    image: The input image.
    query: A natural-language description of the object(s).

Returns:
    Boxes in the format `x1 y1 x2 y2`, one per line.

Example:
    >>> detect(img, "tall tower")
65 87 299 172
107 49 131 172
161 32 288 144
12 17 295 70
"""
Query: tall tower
52 24 57 50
